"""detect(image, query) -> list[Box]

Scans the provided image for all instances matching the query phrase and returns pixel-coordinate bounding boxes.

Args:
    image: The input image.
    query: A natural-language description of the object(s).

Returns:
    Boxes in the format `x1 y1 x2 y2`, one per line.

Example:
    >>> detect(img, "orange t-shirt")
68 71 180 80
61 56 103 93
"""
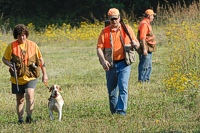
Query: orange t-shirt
138 18 152 40
97 25 137 61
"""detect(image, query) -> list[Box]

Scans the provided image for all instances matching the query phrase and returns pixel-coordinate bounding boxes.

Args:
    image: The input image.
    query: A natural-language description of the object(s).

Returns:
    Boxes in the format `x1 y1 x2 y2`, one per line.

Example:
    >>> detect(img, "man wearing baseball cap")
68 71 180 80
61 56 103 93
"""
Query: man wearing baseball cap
137 9 156 82
97 8 139 115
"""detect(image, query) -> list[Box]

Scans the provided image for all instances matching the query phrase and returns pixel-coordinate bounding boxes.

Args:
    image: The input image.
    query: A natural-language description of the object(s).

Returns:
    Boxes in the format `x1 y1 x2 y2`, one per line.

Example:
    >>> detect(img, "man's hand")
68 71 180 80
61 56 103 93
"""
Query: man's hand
97 48 111 71
131 40 140 49
102 60 111 71
141 39 148 56
143 49 148 56
42 74 48 83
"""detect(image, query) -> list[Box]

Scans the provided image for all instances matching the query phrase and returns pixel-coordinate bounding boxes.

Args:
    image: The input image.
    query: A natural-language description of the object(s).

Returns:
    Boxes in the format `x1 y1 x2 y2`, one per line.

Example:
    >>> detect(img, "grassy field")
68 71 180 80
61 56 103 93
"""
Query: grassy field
0 4 200 132
0 37 199 132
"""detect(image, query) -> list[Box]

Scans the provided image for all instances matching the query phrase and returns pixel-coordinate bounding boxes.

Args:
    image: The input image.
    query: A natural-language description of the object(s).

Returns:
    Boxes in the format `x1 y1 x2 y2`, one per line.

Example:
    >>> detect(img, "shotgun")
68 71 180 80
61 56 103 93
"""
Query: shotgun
12 62 19 91
120 18 137 50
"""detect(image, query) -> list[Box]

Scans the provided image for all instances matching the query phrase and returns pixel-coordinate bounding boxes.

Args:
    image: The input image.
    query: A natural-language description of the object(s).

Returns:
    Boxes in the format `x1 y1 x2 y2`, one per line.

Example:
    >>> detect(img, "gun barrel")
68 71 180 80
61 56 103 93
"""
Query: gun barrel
12 63 19 91
120 19 137 50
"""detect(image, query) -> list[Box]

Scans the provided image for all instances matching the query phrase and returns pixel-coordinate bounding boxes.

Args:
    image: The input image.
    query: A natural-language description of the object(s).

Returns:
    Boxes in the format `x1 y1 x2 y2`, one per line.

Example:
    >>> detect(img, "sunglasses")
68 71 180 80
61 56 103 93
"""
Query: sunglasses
110 17 119 21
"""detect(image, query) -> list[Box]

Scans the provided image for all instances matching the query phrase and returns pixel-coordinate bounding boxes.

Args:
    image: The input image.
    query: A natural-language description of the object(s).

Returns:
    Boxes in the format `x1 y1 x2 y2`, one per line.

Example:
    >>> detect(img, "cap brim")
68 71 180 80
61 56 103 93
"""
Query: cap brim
143 13 156 16
109 15 119 19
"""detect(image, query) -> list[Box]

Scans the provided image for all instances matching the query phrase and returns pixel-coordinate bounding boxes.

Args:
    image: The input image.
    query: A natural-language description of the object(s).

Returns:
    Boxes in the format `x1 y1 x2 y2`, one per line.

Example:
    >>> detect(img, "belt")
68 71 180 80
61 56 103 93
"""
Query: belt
113 59 125 63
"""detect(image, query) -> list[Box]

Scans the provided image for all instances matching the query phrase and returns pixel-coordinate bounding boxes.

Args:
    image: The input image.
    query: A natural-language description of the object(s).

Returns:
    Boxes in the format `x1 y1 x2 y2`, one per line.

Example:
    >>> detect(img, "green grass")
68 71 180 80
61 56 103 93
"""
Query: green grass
0 38 200 132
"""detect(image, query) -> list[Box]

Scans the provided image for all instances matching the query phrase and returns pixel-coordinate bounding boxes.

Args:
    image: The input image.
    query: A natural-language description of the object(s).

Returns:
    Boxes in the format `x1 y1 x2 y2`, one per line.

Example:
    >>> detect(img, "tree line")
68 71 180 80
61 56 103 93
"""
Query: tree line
0 0 199 30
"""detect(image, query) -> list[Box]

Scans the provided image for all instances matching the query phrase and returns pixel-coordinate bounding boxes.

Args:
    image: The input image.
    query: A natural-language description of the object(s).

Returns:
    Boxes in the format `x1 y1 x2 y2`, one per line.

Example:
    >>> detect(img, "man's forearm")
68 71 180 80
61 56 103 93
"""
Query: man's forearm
39 57 47 74
2 57 12 67
141 39 147 51
97 48 105 64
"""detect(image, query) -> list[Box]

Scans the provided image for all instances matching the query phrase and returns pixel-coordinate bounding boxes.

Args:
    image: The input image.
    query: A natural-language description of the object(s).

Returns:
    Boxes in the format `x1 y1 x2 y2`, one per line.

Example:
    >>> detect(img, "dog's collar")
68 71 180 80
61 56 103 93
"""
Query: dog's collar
48 93 59 101
51 96 57 98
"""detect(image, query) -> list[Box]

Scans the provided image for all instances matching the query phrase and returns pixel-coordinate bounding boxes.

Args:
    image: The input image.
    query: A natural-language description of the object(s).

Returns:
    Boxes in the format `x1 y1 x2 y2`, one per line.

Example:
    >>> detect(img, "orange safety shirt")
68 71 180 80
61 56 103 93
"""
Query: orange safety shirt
138 18 151 40
3 40 42 85
138 18 156 45
97 25 137 61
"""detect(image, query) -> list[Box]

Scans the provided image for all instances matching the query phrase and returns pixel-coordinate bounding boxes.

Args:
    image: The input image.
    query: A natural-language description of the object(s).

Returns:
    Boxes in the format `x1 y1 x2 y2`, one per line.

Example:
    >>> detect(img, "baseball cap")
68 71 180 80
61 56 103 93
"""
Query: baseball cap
145 9 156 15
108 8 120 19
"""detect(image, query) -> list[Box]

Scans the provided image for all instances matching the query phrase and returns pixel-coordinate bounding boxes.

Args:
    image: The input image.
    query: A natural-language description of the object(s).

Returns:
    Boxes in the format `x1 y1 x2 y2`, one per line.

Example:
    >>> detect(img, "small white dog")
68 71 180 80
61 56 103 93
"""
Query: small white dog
48 85 64 121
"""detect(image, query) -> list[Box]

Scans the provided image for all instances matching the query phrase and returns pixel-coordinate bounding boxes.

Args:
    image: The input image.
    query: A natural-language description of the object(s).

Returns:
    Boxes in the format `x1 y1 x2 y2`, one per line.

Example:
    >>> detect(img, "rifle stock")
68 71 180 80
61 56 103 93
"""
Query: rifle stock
105 20 110 27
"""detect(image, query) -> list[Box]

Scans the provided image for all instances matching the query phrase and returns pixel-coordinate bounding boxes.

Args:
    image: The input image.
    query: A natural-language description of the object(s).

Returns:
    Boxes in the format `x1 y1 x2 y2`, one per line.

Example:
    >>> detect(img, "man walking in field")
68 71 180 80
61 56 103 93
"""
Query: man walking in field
97 8 139 115
137 9 157 82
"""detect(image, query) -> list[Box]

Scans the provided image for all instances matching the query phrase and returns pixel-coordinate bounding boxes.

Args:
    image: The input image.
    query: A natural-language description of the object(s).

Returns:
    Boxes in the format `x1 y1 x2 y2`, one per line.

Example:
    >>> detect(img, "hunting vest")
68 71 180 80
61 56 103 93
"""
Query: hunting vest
102 26 131 66
11 40 40 78
137 19 156 54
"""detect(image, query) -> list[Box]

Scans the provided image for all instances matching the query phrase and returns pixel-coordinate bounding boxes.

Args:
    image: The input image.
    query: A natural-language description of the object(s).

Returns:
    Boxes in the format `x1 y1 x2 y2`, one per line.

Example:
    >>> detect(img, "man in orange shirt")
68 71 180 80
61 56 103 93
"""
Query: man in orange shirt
137 9 156 82
97 8 139 115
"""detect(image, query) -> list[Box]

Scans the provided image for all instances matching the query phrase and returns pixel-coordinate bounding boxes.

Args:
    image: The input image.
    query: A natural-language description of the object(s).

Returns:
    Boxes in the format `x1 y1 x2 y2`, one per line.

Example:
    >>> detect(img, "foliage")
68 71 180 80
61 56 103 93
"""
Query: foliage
0 0 199 29
0 39 7 65
42 22 104 41
163 21 200 92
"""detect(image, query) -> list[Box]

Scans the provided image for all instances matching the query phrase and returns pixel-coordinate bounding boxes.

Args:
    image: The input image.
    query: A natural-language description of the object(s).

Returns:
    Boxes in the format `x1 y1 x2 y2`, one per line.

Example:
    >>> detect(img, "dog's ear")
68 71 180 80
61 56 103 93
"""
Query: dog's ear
56 85 61 92
49 86 54 92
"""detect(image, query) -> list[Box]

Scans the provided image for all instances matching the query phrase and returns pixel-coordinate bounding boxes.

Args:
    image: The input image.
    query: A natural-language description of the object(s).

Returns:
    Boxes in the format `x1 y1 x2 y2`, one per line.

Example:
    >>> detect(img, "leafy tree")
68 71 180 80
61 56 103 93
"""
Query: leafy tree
0 0 198 30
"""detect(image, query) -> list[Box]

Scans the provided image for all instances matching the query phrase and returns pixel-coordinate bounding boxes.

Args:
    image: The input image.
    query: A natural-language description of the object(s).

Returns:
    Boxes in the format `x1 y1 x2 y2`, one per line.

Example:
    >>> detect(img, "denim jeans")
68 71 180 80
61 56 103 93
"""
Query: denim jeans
138 52 152 82
106 60 131 115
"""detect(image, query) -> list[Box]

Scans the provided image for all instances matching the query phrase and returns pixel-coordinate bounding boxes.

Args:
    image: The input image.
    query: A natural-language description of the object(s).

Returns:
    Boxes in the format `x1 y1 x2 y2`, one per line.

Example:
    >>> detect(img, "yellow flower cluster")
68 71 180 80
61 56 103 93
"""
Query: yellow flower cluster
164 21 200 92
27 22 104 42
26 20 137 42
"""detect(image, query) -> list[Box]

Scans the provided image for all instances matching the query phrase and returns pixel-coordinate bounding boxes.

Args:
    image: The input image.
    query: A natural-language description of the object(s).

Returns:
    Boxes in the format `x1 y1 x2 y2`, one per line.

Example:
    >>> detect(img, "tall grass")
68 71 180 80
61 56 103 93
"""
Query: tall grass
0 3 200 132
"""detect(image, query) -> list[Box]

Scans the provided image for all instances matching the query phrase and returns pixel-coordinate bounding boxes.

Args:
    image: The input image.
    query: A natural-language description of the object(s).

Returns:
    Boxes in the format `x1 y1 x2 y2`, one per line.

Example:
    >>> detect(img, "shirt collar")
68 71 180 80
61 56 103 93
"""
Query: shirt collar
110 24 121 32
143 18 150 24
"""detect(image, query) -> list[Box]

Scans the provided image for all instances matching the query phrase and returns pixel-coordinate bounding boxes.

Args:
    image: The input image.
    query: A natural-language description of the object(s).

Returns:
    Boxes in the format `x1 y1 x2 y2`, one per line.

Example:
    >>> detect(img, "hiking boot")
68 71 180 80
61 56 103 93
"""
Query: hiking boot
18 119 24 124
25 116 32 124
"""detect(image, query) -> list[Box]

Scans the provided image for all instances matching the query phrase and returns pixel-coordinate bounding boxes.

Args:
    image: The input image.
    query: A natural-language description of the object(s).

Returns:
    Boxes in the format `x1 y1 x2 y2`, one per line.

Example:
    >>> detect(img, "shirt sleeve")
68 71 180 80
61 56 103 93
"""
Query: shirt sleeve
96 30 105 49
3 43 12 61
139 23 148 40
36 45 42 58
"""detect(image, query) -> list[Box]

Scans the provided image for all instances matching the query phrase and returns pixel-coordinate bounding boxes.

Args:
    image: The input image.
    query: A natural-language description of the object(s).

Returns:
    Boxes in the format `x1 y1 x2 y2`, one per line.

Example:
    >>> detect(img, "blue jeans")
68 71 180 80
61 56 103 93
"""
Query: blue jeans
106 60 131 115
138 52 152 82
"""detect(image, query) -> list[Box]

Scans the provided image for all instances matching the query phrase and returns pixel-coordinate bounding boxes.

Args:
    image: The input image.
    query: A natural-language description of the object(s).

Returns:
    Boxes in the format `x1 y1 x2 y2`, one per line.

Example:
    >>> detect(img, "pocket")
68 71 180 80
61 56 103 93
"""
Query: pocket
17 62 25 77
124 44 136 65
128 49 136 63
148 43 156 52
26 63 40 78
104 48 113 67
